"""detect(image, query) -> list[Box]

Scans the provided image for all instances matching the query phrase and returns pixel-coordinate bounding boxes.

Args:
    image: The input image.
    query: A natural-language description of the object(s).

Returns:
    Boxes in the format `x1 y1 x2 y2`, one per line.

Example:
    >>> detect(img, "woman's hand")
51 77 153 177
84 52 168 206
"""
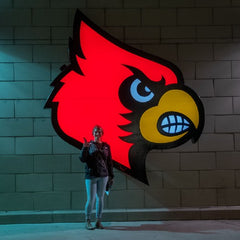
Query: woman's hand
83 137 89 148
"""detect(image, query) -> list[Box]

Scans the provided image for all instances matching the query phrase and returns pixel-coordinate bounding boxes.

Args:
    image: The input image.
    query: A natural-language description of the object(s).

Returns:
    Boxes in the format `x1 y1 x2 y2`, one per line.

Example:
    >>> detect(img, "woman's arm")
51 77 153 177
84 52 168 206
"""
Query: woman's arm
107 145 114 178
79 137 90 162
79 146 89 162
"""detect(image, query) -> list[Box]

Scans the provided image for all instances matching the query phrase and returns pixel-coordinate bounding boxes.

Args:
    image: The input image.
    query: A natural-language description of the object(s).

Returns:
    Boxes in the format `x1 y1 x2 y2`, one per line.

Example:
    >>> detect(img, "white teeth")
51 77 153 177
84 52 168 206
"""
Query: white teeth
160 114 190 135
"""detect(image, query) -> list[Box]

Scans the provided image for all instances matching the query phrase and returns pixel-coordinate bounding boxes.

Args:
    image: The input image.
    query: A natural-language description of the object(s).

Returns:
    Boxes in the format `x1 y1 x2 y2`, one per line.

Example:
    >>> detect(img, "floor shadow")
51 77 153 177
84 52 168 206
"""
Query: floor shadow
104 220 240 234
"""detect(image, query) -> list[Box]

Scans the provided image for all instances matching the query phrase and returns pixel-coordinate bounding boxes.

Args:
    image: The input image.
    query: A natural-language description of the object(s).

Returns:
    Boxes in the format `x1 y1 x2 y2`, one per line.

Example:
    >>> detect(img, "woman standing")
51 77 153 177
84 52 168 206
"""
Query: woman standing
79 125 114 230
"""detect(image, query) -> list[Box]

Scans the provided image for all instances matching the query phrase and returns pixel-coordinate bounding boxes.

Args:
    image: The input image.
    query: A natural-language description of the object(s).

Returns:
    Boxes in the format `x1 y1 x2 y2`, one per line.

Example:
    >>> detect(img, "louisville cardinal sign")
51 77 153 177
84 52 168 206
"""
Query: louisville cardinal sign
45 10 204 184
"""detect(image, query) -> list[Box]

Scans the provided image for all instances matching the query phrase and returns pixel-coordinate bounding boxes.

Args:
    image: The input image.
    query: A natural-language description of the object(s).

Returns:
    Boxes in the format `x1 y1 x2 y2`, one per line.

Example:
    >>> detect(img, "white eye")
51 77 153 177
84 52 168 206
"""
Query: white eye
130 78 154 103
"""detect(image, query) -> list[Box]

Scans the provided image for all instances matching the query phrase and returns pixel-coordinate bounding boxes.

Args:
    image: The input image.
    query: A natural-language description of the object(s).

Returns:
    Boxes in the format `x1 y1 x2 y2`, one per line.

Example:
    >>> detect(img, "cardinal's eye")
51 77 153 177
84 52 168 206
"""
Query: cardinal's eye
130 79 154 103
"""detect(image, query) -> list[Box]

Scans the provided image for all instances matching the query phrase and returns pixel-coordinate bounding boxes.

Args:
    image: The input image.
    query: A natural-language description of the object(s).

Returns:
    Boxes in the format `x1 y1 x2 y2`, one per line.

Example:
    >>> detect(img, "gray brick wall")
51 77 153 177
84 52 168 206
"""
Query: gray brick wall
0 0 240 214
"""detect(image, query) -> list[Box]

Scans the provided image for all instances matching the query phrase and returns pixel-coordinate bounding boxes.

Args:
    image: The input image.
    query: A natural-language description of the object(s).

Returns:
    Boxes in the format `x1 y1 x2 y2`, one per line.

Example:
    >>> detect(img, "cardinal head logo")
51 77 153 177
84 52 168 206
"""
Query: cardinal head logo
45 10 205 184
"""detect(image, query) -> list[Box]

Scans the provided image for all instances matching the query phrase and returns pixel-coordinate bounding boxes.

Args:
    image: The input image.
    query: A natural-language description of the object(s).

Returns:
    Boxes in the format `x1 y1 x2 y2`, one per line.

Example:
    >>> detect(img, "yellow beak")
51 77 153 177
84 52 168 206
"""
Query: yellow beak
139 89 201 144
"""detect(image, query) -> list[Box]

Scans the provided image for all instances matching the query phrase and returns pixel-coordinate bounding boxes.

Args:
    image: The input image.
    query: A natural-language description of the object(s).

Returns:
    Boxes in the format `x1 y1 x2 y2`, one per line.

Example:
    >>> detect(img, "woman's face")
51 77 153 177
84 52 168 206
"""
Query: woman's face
93 128 103 141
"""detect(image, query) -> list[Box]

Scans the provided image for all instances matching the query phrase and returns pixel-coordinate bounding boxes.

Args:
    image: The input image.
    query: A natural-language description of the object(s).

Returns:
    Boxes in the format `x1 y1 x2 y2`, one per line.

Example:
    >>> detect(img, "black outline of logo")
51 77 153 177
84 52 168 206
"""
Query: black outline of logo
45 9 205 185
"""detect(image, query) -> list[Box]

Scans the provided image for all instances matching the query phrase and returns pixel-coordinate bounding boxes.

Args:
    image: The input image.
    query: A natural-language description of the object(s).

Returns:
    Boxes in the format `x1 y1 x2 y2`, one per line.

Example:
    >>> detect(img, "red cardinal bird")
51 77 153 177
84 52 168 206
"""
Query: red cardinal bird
45 10 204 184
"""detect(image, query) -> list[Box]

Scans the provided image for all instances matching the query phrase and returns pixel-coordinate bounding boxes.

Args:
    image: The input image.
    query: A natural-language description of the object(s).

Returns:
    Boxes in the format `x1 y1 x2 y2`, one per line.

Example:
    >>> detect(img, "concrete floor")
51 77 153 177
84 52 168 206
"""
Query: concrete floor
1 220 240 240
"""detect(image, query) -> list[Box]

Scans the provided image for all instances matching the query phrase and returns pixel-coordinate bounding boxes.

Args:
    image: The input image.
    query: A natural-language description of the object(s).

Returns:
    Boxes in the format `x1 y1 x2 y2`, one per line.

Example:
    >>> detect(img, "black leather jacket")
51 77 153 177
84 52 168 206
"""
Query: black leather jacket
79 141 114 179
